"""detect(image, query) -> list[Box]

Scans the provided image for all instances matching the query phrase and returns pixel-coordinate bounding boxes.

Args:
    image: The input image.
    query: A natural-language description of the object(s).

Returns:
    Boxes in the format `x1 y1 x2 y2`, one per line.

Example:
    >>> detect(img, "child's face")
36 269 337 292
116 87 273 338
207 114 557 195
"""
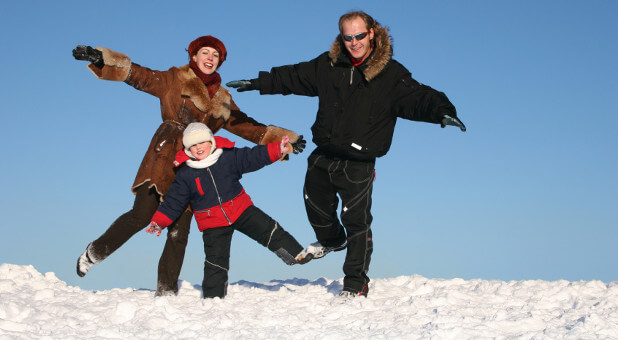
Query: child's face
189 141 212 160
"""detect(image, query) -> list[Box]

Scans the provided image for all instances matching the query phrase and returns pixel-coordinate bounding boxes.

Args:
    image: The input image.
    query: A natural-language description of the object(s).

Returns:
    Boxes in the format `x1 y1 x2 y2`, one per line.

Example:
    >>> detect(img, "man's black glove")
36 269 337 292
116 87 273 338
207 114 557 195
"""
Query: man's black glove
72 45 104 68
441 115 466 132
226 79 259 92
291 135 306 154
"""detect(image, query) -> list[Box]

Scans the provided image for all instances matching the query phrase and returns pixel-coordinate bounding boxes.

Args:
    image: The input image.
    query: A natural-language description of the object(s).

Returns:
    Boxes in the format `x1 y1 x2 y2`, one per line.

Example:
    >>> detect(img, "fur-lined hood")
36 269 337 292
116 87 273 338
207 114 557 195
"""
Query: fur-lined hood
328 23 393 82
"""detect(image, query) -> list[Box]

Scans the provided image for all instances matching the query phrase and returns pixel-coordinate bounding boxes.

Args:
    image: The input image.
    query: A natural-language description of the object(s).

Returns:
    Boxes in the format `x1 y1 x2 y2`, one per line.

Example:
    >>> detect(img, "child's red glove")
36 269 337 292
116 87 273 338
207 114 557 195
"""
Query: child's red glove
145 222 163 237
280 136 290 155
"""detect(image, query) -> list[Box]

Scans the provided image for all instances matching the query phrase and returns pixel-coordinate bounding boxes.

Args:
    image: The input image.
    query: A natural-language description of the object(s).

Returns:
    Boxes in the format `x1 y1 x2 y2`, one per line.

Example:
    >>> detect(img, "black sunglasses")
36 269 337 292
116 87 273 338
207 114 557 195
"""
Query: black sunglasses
342 32 368 42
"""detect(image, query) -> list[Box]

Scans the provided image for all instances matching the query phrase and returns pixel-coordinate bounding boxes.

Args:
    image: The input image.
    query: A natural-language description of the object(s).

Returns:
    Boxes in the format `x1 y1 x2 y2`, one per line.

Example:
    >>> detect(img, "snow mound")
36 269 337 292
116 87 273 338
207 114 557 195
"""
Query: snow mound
0 263 616 338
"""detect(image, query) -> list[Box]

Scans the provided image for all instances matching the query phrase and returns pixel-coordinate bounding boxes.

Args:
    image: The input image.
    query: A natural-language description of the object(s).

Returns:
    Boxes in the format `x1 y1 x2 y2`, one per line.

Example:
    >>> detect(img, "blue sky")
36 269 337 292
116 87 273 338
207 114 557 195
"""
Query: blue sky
1 1 616 291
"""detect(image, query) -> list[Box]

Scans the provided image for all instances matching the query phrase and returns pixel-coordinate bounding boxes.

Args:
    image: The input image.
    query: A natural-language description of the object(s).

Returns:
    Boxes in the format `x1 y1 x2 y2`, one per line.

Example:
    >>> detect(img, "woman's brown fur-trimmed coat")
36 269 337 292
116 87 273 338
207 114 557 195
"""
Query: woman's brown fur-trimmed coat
87 47 299 198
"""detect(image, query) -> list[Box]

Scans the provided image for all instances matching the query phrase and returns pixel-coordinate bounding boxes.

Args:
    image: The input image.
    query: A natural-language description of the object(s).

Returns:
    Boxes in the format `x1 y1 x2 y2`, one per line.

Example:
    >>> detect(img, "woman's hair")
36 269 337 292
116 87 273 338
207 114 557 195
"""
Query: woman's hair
338 11 377 34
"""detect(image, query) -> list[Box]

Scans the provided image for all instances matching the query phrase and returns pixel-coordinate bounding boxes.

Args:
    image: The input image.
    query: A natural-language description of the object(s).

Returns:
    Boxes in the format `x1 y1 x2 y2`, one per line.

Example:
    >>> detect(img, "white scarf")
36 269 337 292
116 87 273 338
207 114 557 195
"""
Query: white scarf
184 148 223 169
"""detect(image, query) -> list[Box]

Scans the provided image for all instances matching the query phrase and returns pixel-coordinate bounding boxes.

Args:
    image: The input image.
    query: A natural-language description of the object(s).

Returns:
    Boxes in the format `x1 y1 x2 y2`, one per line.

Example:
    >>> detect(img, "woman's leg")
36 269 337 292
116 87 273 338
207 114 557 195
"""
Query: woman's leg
156 209 192 296
77 184 159 276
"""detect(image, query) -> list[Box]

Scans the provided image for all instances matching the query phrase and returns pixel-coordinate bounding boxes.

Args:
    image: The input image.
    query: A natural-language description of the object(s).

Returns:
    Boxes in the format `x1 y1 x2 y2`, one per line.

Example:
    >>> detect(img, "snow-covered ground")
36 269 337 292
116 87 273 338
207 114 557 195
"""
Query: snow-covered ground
0 264 616 339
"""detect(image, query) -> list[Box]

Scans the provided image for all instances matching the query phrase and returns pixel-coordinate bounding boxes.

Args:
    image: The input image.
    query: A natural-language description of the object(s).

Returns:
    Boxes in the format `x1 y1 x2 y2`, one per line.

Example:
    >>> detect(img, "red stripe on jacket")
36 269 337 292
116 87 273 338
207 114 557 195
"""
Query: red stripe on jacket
195 178 205 195
151 190 254 231
193 189 253 231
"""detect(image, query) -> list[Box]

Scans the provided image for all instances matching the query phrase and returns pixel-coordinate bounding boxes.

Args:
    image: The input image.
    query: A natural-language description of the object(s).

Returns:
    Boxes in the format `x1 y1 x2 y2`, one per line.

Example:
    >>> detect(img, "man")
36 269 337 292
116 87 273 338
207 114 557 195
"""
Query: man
227 11 466 298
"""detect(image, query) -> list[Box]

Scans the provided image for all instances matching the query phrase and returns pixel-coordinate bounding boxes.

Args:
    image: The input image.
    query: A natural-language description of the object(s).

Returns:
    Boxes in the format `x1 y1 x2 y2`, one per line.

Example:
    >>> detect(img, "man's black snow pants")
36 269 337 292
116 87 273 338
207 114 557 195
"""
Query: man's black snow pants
303 149 375 296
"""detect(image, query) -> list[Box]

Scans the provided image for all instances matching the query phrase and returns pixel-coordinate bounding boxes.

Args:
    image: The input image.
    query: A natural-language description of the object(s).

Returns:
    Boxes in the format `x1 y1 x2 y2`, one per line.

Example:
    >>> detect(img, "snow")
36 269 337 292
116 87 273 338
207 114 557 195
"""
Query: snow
1 264 617 339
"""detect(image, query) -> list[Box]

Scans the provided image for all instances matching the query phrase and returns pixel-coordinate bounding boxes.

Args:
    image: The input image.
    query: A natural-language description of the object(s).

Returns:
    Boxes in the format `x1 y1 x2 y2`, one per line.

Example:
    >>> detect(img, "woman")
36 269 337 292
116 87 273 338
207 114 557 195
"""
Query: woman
72 35 305 296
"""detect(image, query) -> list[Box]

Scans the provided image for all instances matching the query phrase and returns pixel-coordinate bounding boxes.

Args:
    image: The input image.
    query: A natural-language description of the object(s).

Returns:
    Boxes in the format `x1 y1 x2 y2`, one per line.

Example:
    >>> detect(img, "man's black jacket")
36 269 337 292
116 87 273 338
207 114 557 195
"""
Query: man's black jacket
256 24 458 161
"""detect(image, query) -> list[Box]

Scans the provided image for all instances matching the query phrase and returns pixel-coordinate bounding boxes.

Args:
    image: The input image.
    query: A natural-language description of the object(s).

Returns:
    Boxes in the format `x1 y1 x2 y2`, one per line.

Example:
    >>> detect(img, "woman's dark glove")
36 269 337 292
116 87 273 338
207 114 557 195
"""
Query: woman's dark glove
291 135 306 154
72 45 104 68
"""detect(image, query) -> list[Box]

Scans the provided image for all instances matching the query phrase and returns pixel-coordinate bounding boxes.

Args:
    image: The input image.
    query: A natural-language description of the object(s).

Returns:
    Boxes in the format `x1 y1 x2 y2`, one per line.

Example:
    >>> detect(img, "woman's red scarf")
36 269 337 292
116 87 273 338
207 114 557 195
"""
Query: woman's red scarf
189 60 221 98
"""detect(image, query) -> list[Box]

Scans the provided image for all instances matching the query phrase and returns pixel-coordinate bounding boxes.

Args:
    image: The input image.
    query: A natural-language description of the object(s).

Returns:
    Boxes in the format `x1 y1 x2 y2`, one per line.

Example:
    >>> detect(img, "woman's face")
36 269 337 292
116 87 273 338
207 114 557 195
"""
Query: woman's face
192 47 220 75
189 141 213 160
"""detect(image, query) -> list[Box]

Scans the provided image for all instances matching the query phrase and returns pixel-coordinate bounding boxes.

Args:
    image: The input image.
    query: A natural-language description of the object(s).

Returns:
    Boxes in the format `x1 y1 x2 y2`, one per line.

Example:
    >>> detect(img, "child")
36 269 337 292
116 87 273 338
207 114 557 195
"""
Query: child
146 122 311 298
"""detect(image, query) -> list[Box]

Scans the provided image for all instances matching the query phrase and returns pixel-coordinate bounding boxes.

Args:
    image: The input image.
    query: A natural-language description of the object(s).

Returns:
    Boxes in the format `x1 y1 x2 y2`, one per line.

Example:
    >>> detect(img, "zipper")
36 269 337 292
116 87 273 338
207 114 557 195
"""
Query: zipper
349 65 354 85
207 168 232 225
195 209 211 216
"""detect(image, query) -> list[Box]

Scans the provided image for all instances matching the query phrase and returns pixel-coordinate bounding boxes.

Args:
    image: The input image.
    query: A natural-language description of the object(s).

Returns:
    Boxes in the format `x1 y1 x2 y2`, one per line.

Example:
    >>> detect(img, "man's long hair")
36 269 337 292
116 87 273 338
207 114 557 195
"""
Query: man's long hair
338 11 377 34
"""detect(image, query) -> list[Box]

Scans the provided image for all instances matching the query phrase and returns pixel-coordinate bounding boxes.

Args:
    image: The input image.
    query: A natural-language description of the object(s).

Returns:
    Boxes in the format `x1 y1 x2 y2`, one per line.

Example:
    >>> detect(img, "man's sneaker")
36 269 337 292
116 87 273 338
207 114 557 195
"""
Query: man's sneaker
304 240 347 259
294 250 314 265
76 243 96 277
339 290 358 298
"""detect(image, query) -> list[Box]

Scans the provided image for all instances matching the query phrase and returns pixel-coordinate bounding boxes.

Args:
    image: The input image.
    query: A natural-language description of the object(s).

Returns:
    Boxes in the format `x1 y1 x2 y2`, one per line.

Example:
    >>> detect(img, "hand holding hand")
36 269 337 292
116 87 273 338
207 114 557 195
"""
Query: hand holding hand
280 135 306 161
72 45 104 68
145 222 163 237
280 136 291 155
441 115 466 132
226 79 257 92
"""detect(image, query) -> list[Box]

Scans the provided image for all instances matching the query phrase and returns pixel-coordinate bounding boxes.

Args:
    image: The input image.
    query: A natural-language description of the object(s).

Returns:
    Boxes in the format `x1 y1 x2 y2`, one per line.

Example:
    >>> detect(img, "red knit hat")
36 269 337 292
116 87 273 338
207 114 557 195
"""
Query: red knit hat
188 35 227 68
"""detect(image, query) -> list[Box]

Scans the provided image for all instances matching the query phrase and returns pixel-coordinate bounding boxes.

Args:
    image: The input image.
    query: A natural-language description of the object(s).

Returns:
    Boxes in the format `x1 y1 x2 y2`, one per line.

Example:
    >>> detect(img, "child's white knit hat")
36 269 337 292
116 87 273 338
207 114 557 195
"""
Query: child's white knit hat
183 122 214 150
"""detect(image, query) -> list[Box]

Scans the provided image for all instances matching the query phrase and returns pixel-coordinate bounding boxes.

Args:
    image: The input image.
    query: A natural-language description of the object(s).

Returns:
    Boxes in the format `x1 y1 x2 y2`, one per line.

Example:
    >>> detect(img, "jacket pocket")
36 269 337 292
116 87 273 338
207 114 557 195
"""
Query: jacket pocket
194 208 230 229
